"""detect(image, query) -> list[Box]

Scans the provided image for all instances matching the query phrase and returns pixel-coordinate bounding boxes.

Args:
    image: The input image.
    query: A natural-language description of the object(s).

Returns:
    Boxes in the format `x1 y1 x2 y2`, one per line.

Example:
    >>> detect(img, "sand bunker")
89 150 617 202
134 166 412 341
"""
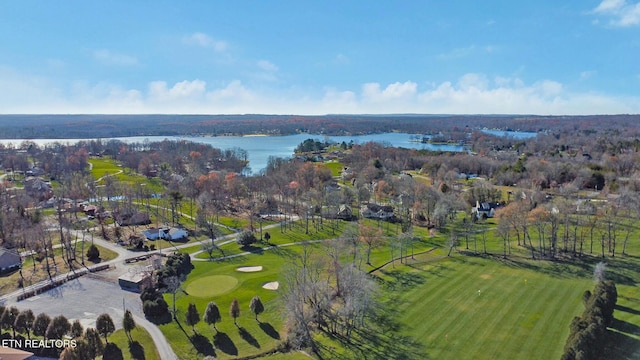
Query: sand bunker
262 281 279 290
236 266 263 272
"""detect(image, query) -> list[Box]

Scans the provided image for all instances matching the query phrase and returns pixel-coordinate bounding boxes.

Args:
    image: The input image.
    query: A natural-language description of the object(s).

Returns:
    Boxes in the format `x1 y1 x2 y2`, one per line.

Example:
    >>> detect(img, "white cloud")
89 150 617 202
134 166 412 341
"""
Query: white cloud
321 88 359 113
457 73 489 91
148 80 206 103
208 80 253 101
362 81 417 102
257 60 278 72
594 0 626 13
592 0 640 26
333 54 350 65
580 70 597 80
0 67 639 115
93 49 138 66
182 32 228 52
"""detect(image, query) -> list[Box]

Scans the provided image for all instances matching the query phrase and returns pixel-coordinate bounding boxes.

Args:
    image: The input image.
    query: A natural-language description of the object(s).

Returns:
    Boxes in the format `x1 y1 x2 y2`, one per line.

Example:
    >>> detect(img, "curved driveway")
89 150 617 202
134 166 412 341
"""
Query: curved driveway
1 234 178 360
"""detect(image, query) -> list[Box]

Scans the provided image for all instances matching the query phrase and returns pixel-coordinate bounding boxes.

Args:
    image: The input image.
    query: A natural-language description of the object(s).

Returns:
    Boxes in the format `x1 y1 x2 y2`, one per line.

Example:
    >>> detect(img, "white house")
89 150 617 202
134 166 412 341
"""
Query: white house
360 203 395 220
143 227 188 241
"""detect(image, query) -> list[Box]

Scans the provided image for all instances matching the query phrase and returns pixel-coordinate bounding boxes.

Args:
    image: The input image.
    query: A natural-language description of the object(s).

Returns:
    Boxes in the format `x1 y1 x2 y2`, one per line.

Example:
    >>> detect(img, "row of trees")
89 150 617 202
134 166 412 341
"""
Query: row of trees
0 304 129 359
183 296 265 334
492 189 638 260
561 265 618 360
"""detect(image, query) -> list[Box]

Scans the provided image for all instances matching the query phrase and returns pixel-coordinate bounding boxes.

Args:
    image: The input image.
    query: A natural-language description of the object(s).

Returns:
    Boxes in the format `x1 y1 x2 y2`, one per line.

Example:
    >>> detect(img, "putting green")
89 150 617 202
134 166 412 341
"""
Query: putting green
185 275 238 298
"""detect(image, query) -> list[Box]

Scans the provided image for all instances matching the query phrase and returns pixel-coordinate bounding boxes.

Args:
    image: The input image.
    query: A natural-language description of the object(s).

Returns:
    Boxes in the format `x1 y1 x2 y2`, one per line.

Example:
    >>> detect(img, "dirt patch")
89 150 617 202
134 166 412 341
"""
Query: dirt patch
480 274 492 279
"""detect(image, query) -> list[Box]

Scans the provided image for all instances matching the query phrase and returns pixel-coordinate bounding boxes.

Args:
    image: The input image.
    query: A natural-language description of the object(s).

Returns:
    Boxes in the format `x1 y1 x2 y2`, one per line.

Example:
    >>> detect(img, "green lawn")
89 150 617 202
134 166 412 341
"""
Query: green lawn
162 215 640 359
105 326 161 360
89 158 122 180
313 244 640 359
160 250 304 359
89 158 163 193
383 253 589 360
193 219 348 260
322 161 344 177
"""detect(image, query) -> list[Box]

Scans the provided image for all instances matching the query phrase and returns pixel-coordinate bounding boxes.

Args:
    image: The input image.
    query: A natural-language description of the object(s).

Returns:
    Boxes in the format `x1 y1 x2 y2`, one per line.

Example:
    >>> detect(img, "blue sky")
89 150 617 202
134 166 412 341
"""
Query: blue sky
1 0 639 115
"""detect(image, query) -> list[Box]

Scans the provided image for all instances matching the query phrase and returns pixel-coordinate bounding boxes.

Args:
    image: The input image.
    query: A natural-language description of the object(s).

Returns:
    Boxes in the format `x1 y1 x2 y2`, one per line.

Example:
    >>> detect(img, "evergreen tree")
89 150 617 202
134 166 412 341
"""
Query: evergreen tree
33 313 51 338
249 295 265 321
84 327 104 359
71 319 84 338
87 244 100 261
185 303 200 333
96 313 115 343
46 315 71 340
203 301 221 332
122 310 136 342
0 306 20 337
14 309 35 339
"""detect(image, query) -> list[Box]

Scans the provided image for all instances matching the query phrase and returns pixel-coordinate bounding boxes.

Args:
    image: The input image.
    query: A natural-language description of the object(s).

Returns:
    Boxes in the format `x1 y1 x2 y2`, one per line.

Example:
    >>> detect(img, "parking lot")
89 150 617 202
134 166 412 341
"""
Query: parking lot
9 266 144 330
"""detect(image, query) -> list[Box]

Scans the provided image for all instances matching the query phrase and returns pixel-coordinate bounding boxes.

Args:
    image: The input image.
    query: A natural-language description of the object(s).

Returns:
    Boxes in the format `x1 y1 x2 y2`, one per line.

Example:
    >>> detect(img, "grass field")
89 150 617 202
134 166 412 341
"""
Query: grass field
88 158 164 193
380 252 590 360
167 215 640 359
117 188 640 360
107 325 161 360
322 161 344 177
160 249 304 360
311 247 640 359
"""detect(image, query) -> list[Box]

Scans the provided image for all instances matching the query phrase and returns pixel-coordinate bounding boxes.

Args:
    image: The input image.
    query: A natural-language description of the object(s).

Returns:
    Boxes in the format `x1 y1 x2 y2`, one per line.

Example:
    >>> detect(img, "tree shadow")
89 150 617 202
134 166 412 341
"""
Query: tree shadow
492 253 639 286
103 342 124 360
605 328 640 360
213 331 238 356
615 304 640 316
610 318 640 336
128 340 145 360
321 326 426 360
269 246 296 258
317 298 426 359
259 322 280 339
175 318 189 337
238 327 260 348
191 333 216 356
378 269 425 292
240 245 264 254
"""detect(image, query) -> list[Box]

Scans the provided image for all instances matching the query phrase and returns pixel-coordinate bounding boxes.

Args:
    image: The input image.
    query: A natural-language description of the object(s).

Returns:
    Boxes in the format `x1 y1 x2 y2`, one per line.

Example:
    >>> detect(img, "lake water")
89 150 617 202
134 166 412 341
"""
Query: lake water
0 130 535 174
481 129 538 139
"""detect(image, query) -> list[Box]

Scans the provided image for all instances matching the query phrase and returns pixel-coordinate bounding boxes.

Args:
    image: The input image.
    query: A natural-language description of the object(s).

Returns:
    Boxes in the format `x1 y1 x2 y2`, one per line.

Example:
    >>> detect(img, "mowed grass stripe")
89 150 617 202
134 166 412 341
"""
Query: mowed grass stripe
481 272 538 359
399 259 471 332
390 255 592 359
505 277 548 358
530 279 587 358
395 258 490 355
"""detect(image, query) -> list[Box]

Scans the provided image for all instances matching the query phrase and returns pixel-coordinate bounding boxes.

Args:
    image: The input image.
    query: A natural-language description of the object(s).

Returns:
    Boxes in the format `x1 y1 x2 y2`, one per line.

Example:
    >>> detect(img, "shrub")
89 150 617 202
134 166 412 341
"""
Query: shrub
87 244 100 261
237 231 257 247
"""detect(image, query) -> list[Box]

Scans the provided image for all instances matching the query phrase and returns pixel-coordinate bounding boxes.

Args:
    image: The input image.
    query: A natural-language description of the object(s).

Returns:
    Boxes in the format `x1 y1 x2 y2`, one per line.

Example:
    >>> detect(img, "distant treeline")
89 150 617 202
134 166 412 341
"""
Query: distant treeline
0 114 640 139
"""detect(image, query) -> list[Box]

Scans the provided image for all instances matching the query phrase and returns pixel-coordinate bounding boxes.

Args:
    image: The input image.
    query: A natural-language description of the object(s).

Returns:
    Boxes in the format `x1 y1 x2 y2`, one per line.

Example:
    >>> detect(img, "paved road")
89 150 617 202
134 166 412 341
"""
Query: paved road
2 233 179 360
0 213 299 360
